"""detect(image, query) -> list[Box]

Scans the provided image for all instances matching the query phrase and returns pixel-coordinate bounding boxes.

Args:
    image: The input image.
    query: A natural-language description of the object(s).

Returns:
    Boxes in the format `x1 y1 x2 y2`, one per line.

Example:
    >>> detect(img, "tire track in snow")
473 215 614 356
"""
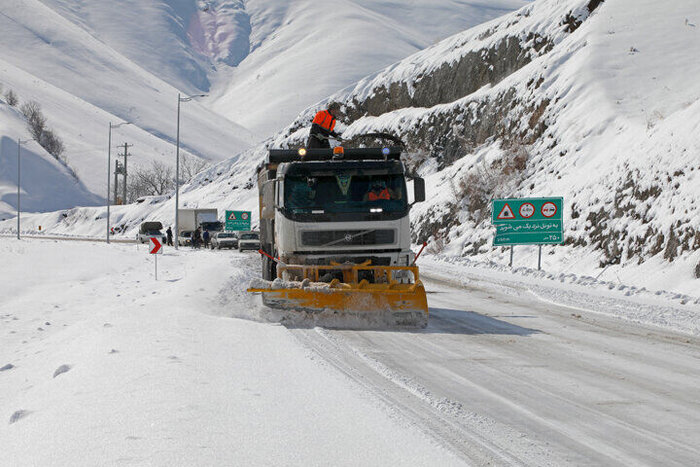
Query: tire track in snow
289 325 564 466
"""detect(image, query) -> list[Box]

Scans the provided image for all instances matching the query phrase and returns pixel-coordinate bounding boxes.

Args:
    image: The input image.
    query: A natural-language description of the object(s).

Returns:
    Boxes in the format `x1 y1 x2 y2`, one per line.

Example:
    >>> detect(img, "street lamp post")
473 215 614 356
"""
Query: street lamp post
174 93 206 250
17 138 29 240
107 121 130 243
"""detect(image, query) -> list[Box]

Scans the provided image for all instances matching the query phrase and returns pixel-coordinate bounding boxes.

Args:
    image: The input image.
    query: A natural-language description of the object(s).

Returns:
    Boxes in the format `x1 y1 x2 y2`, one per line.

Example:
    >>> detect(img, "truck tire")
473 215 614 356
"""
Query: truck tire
262 256 270 280
262 255 277 281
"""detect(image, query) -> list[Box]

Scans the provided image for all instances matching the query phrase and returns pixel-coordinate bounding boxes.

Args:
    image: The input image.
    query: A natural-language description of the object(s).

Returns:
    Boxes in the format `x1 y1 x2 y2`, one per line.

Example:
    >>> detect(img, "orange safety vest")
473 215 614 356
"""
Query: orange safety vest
312 110 336 132
368 188 390 201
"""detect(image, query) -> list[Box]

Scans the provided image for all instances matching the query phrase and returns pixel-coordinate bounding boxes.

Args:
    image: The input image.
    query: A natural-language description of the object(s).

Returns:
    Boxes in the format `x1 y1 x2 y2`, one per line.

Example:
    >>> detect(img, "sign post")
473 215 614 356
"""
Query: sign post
491 197 563 269
149 237 163 280
225 210 252 231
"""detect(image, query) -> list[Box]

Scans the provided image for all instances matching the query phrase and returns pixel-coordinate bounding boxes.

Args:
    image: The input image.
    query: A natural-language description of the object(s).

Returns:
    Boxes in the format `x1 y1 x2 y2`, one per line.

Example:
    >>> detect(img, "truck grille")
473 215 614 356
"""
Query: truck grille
301 229 395 246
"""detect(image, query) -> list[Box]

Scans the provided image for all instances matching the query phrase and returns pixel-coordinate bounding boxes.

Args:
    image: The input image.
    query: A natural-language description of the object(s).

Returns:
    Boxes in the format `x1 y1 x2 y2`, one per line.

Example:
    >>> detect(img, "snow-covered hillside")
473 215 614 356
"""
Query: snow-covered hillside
3 0 698 295
0 104 100 219
206 0 531 136
257 0 700 291
0 0 527 217
0 0 254 197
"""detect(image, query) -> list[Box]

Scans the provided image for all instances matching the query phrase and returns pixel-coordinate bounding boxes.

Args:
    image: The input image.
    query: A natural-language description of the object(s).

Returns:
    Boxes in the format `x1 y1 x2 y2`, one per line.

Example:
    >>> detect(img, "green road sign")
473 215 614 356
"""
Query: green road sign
225 210 251 231
493 231 563 246
491 197 563 246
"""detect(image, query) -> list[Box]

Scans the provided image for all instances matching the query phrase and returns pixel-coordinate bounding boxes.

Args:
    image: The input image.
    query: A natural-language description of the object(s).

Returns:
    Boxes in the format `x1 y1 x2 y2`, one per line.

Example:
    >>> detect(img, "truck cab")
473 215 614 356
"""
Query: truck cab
257 147 425 280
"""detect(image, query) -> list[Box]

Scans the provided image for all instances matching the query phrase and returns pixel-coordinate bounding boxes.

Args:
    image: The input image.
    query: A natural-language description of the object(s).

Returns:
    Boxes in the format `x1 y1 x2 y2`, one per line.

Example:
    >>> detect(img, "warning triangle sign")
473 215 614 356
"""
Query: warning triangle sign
228 212 237 220
496 203 516 220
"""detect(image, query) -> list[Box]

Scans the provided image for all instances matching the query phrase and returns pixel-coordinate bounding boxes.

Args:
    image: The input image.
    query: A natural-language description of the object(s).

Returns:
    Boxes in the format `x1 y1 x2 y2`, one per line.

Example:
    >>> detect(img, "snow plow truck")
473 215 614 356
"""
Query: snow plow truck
247 142 429 327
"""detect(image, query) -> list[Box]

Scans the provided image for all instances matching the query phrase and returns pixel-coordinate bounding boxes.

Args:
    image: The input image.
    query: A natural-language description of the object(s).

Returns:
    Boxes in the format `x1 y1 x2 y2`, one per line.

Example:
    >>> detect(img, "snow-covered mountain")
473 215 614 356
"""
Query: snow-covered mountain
205 0 531 136
0 0 255 214
3 0 698 294
0 0 527 216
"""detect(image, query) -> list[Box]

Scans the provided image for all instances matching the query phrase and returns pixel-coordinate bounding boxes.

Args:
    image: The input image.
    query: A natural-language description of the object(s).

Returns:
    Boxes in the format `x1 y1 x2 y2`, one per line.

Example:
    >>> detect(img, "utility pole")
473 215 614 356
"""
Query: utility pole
175 92 207 249
107 121 130 243
17 138 29 240
117 143 133 204
114 160 121 205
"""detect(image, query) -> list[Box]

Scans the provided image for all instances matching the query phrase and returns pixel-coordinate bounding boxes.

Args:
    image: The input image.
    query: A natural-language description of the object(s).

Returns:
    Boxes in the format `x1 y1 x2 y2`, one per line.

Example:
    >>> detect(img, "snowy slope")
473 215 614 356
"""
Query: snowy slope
0 0 527 216
262 0 700 291
0 0 254 207
0 104 100 219
3 0 698 295
29 0 531 137
207 0 531 136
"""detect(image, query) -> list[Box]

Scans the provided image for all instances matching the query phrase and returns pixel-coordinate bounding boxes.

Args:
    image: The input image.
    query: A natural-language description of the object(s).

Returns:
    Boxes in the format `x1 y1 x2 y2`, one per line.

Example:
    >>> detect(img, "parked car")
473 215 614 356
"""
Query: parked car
137 221 166 244
210 231 238 250
238 231 260 252
178 230 193 246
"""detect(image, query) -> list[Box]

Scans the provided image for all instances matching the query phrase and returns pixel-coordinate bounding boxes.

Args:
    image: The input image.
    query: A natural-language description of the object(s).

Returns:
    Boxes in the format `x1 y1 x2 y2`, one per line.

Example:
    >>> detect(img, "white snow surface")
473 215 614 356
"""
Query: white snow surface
207 0 531 136
1 0 697 297
0 0 529 216
0 104 100 219
3 236 698 465
267 0 700 294
0 0 255 220
0 238 460 465
421 256 700 337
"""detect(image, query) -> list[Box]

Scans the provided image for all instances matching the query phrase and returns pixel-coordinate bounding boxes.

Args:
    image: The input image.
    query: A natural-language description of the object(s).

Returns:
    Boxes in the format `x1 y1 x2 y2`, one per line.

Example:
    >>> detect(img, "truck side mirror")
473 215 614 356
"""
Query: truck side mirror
413 177 426 203
261 181 276 219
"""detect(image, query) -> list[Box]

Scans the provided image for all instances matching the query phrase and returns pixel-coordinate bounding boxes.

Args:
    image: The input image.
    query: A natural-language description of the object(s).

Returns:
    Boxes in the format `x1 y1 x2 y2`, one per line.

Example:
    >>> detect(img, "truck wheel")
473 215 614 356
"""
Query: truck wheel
262 256 270 280
262 256 277 280
270 253 277 280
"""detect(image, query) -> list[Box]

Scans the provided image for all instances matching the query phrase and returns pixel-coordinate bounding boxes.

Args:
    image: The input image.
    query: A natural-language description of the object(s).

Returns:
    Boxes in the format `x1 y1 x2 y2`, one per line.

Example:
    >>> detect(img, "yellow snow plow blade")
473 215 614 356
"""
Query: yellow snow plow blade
248 264 428 327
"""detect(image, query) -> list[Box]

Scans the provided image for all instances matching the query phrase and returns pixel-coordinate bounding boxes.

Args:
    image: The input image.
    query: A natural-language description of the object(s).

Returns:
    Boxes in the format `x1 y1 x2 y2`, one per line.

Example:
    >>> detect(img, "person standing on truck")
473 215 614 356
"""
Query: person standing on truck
307 102 343 149
166 227 173 246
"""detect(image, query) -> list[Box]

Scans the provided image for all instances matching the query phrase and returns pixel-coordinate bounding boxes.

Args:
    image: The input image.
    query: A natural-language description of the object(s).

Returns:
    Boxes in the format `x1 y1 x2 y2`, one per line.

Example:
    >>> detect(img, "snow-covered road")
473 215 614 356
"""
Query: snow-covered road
294 273 700 465
2 237 699 465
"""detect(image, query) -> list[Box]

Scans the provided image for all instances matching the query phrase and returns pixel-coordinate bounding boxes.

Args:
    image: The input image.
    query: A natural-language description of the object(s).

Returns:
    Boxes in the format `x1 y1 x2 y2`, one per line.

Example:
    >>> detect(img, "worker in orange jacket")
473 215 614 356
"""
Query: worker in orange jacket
307 102 343 149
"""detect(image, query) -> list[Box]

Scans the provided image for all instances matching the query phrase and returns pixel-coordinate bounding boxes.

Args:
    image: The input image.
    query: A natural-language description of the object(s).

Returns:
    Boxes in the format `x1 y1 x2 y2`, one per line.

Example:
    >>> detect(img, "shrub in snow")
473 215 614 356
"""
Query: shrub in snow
456 146 529 223
21 100 47 141
39 129 65 159
127 161 175 202
5 89 18 106
19 100 68 163
179 154 210 184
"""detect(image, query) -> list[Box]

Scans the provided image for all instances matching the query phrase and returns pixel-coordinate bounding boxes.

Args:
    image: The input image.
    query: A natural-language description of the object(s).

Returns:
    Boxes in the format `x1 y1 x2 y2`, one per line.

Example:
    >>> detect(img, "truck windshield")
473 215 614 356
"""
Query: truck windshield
285 174 407 213
201 221 223 231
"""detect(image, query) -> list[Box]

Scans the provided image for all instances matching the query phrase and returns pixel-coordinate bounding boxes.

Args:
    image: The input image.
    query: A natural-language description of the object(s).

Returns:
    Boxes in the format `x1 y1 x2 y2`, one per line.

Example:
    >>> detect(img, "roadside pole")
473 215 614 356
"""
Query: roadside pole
538 245 542 270
107 121 131 243
509 245 514 268
17 139 21 240
149 237 163 280
17 138 29 240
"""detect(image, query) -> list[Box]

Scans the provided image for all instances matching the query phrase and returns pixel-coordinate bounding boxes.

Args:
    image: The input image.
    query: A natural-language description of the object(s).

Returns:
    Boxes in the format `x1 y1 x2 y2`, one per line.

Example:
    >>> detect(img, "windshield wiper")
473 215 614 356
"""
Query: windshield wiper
319 229 375 248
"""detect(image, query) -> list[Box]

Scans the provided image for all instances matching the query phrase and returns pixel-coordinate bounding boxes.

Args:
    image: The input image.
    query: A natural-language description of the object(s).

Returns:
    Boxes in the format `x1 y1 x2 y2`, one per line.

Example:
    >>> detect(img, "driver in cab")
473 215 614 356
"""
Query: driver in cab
364 180 394 201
